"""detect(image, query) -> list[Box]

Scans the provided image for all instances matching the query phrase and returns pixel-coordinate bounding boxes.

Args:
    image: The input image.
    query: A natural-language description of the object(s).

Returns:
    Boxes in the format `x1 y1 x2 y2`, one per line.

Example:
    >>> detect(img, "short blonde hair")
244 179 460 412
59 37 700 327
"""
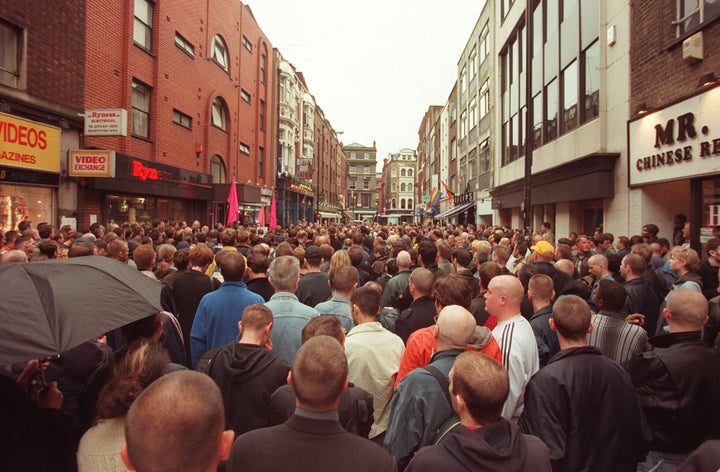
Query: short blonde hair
669 246 700 272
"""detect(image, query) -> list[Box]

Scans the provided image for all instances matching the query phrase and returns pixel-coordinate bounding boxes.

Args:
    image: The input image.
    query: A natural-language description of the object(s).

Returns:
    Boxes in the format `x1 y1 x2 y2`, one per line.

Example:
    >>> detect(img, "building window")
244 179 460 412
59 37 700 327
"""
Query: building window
362 194 371 208
479 22 490 63
241 89 251 104
350 165 357 174
469 47 477 80
676 0 720 36
364 181 369 190
562 60 578 133
408 169 413 177
480 146 490 173
211 97 228 131
210 155 225 184
500 24 526 166
259 100 265 131
401 168 406 177
174 32 194 57
239 142 250 155
460 111 467 138
364 165 369 174
134 0 153 50
260 53 266 84
408 183 413 192
131 80 151 138
401 199 406 209
582 40 600 123
258 147 264 178
469 97 478 130
479 80 489 118
172 109 192 129
391 168 396 177
401 183 406 192
391 198 396 209
460 66 467 93
242 35 252 53
0 20 21 88
211 35 229 71
392 183 397 192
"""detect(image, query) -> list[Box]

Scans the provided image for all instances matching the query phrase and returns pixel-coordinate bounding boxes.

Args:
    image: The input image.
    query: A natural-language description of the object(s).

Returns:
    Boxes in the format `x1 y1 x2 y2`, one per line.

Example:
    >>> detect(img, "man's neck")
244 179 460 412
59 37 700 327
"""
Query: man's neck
558 337 587 350
532 301 551 313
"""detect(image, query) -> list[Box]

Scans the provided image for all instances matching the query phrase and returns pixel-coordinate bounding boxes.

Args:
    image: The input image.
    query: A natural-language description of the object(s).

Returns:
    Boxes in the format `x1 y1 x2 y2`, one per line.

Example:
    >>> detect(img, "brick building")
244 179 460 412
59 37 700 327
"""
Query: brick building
0 0 85 232
342 142 378 222
80 0 275 228
627 0 720 249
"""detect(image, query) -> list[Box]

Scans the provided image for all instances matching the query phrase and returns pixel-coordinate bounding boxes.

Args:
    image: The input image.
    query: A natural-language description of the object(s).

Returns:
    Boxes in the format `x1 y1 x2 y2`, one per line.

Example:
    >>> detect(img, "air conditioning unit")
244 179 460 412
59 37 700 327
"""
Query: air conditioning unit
683 31 703 64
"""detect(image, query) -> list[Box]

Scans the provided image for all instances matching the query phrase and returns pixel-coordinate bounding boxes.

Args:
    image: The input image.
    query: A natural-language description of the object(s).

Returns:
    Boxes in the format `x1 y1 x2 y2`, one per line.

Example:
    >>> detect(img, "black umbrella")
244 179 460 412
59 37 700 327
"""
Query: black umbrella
0 256 162 366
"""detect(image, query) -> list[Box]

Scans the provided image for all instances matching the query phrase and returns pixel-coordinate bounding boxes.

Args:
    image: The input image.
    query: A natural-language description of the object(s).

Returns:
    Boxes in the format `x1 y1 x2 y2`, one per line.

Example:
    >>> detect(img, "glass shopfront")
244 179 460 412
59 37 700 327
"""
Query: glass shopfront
105 194 198 226
0 185 53 232
700 177 720 244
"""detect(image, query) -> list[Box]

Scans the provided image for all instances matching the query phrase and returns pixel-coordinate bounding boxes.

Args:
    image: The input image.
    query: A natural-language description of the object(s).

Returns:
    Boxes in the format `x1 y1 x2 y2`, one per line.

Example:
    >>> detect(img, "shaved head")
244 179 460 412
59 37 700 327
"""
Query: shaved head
124 371 228 472
436 305 477 350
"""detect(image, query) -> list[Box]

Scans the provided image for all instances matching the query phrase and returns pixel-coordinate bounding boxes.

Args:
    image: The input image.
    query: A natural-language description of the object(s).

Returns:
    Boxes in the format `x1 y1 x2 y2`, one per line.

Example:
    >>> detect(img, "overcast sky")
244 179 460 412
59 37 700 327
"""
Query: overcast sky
246 0 486 170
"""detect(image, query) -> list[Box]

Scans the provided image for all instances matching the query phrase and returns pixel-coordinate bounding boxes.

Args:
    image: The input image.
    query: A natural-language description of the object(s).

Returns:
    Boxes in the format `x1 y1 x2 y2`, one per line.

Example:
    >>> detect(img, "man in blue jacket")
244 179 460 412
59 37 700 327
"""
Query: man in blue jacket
190 252 264 367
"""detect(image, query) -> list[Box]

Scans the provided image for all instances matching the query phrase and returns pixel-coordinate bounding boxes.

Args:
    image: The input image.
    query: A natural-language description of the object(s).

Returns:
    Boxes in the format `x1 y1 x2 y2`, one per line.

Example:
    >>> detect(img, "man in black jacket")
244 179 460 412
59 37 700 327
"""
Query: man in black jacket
208 304 290 436
520 295 648 472
229 335 396 472
395 268 436 344
620 253 660 335
624 288 720 469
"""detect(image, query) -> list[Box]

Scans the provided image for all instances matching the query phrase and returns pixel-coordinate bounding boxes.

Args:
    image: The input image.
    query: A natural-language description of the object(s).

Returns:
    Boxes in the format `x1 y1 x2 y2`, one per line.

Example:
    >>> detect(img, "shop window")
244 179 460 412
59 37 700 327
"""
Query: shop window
0 186 52 232
132 80 151 138
134 0 153 51
211 97 228 131
174 32 194 57
0 20 22 88
210 155 225 183
702 178 720 238
211 34 229 71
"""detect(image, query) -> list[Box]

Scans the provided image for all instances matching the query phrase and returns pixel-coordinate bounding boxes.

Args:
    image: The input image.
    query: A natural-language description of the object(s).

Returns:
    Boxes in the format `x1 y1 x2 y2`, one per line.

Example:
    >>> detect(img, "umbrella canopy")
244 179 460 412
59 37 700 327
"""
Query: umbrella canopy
0 256 162 366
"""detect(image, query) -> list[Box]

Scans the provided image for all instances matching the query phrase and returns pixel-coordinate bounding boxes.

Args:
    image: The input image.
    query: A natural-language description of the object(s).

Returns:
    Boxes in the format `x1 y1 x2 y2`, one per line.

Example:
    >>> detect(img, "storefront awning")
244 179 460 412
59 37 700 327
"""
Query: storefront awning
318 211 340 220
434 201 474 219
342 211 354 220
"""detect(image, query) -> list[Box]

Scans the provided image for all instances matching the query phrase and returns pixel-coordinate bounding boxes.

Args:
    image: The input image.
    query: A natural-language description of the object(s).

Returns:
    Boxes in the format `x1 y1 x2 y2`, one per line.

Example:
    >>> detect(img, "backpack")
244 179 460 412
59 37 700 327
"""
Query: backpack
195 346 223 376
424 365 462 444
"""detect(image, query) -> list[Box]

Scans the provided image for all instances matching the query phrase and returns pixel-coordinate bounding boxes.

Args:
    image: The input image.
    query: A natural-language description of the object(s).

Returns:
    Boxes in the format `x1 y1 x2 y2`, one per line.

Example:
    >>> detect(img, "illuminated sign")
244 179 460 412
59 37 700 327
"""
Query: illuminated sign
130 160 173 181
0 112 60 173
69 150 115 177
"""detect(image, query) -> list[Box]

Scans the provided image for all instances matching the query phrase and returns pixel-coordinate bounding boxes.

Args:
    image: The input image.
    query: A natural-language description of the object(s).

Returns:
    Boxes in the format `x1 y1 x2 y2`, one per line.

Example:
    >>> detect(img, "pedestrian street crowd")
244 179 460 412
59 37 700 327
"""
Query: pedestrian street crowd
1 217 719 472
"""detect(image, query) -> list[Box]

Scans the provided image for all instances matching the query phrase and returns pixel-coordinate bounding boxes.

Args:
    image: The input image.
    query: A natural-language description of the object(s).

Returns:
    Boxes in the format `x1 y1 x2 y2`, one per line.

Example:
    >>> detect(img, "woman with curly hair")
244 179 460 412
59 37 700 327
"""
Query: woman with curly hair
76 341 169 472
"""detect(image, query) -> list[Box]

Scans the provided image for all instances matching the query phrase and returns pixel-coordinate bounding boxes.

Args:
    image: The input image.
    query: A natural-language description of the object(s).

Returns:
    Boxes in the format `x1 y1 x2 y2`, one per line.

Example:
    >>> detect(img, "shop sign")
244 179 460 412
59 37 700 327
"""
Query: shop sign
0 112 60 173
69 150 115 177
628 86 720 186
84 109 128 136
454 192 475 205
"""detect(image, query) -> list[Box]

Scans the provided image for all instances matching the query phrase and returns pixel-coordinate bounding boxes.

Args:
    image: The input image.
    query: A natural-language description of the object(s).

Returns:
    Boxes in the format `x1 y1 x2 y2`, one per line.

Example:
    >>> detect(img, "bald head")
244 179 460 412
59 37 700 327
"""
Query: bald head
554 259 575 278
485 275 524 321
435 305 477 350
123 371 232 472
666 289 709 331
396 250 412 269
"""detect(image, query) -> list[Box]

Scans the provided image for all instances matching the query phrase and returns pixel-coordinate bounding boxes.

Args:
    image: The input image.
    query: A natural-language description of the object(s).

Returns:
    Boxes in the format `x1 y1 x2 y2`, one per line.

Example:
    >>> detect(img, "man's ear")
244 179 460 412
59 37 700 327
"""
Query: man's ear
549 318 557 332
238 320 243 333
120 444 136 471
342 375 349 392
218 430 235 461
265 322 273 336
286 370 293 386
586 323 594 334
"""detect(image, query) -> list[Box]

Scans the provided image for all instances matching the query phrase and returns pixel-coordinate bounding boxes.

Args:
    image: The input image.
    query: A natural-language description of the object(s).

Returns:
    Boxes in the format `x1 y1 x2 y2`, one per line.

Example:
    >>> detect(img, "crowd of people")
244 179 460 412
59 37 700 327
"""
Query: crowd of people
1 217 720 472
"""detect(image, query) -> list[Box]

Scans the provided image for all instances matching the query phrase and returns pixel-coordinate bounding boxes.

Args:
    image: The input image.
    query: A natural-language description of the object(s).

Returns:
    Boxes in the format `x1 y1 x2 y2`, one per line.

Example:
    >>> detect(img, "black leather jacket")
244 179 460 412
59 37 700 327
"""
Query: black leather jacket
623 331 720 453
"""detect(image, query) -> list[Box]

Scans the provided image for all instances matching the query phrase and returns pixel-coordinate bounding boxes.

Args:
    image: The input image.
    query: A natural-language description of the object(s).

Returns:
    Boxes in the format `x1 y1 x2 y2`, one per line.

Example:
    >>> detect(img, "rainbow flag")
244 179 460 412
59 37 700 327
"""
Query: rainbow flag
441 181 455 200
430 187 440 207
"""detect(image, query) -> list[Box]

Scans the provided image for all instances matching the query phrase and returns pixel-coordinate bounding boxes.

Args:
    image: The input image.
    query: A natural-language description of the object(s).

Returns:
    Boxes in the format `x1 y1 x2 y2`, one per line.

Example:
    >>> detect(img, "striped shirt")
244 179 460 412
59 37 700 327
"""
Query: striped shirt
587 311 649 364
492 314 539 421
